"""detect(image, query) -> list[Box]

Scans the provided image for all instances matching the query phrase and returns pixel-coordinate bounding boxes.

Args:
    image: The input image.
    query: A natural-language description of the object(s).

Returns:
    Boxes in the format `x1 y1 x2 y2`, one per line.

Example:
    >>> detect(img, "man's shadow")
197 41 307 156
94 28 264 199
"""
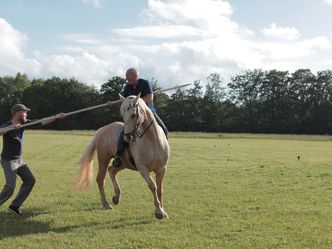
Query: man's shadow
0 207 156 239
0 209 77 239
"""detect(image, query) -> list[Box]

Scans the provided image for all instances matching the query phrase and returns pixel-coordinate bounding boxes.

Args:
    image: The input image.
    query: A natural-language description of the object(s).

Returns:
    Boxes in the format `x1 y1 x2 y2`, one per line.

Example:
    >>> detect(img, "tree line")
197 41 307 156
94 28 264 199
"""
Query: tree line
1 69 332 134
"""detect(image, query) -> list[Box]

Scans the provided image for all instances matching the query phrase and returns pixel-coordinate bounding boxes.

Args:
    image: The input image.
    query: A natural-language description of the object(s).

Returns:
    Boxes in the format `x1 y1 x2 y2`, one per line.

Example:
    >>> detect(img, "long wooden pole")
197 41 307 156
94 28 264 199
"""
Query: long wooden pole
0 83 191 133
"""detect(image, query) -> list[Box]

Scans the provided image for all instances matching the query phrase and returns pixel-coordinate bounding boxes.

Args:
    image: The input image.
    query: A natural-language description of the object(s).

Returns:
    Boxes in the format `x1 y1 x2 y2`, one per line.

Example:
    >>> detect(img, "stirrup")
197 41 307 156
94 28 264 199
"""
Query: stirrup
112 156 123 167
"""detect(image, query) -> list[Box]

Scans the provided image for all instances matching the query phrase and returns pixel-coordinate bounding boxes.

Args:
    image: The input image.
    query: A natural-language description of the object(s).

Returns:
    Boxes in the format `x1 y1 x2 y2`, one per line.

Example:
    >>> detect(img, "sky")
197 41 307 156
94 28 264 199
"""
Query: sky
1 0 332 88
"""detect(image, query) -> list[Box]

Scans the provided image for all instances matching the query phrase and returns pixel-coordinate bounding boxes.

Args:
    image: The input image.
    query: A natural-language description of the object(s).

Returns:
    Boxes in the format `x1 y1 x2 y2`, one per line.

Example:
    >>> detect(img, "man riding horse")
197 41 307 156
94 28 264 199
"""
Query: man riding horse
112 68 168 167
76 76 170 219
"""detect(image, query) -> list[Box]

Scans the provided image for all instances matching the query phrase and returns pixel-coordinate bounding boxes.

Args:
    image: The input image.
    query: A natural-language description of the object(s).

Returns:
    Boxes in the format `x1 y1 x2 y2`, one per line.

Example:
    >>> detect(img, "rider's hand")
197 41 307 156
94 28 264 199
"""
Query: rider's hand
13 123 22 130
57 112 66 119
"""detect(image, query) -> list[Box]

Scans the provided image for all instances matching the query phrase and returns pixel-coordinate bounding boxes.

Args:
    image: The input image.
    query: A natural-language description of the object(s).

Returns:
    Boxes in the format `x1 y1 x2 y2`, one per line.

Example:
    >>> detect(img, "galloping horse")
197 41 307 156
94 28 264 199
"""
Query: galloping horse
75 94 170 219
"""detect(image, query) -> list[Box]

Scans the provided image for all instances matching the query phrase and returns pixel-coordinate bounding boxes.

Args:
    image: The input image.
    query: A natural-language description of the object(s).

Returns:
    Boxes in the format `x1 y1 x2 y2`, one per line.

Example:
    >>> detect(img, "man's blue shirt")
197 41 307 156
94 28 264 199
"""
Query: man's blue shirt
0 121 25 161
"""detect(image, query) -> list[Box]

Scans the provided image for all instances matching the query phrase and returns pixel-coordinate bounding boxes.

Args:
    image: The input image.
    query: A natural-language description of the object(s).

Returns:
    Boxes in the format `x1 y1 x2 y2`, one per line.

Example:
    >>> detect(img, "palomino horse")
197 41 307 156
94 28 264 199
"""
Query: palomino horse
75 94 170 219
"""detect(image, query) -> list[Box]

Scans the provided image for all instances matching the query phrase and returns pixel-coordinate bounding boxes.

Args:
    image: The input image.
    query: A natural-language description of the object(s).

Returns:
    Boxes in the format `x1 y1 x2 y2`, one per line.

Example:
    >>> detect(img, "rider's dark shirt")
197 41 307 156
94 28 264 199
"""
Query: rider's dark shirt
123 78 153 98
123 78 156 114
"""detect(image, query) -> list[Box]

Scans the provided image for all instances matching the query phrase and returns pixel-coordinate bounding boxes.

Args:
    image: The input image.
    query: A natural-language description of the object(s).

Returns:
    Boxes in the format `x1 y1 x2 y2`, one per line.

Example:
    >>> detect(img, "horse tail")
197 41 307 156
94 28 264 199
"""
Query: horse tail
74 134 97 191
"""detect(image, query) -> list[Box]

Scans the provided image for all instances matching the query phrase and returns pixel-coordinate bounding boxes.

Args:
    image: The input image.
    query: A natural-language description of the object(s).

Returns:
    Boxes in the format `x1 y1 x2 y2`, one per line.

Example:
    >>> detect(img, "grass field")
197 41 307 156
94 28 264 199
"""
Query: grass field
0 131 331 249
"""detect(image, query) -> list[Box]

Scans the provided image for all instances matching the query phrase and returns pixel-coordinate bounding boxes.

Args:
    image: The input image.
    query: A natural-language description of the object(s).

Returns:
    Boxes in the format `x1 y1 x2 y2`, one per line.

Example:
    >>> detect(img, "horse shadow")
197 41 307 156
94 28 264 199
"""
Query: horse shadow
0 208 156 239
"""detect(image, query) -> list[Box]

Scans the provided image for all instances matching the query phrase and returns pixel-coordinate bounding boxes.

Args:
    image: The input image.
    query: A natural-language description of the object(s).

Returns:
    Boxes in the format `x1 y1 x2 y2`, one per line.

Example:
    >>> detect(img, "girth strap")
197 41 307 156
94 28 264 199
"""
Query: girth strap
126 146 137 170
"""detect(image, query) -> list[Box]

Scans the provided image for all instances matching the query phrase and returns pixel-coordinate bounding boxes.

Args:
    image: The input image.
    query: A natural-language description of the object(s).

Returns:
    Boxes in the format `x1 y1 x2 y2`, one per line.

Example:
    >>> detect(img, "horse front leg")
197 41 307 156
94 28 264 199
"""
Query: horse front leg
96 164 112 210
156 167 167 212
108 165 124 205
139 166 167 219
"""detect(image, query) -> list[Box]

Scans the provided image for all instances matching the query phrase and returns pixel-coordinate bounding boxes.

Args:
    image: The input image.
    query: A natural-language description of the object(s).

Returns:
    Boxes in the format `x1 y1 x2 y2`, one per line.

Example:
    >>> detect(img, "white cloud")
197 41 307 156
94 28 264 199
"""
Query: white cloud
108 0 331 84
62 33 107 45
0 18 27 56
324 0 332 5
108 0 260 83
0 17 137 85
43 52 140 84
113 25 207 39
140 0 233 27
0 18 41 76
257 37 330 61
1 0 332 88
262 23 300 40
82 0 104 9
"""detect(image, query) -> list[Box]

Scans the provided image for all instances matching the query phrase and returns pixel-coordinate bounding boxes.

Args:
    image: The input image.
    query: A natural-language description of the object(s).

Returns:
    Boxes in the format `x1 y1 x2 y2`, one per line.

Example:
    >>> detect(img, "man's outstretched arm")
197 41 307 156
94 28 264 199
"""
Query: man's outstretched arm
0 123 21 136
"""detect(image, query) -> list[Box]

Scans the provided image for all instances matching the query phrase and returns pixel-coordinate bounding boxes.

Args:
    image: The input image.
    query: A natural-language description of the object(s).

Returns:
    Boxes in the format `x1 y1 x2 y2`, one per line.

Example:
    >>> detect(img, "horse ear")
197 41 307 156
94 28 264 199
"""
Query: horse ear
133 93 141 104
118 94 126 102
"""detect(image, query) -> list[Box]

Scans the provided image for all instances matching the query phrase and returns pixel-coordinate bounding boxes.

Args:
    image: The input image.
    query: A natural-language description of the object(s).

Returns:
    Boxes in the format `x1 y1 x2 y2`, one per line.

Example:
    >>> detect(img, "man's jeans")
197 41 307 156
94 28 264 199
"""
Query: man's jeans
0 159 36 207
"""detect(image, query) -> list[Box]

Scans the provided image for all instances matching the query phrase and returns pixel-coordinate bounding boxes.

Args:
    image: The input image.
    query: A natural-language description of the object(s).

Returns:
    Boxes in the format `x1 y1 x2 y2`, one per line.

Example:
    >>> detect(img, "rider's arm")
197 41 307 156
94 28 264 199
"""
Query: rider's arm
142 93 153 105
141 81 154 105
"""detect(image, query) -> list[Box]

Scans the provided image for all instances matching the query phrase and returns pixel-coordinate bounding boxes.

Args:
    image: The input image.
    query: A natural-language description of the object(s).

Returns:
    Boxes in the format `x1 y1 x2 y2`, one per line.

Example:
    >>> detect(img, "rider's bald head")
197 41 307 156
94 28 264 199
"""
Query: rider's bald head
126 68 139 76
126 68 140 85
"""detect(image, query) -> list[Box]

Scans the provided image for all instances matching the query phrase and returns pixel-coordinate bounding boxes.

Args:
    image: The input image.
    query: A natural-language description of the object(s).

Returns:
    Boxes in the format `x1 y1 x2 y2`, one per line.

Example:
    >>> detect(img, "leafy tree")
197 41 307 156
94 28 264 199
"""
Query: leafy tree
22 77 101 129
100 76 126 101
0 73 31 122
201 74 225 131
1 69 332 134
259 70 290 133
99 76 127 125
228 70 264 132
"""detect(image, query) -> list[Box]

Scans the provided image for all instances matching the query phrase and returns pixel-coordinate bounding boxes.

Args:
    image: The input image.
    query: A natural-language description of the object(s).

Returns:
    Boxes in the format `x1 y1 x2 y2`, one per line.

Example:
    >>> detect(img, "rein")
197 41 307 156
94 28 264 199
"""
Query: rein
139 118 155 139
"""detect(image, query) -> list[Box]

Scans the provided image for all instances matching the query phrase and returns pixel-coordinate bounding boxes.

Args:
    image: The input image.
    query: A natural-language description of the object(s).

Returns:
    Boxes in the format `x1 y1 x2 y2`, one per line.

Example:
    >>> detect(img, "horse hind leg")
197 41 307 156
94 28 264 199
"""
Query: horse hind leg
108 165 124 205
96 162 112 210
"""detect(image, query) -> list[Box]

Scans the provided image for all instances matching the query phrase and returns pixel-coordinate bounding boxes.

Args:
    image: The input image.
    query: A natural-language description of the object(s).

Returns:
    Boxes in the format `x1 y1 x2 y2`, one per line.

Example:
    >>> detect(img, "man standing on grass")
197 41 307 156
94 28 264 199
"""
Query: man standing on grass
0 104 64 216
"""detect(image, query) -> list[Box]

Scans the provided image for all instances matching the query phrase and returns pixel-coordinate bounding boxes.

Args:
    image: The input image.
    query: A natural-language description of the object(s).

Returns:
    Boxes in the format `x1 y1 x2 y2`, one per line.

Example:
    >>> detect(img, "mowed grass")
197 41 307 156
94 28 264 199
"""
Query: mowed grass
0 131 331 249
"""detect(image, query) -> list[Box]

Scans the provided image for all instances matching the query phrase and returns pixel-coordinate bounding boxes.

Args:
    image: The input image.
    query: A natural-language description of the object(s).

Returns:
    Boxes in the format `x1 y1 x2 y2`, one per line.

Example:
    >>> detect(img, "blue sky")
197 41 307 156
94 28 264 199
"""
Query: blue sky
1 0 332 87
0 1 147 52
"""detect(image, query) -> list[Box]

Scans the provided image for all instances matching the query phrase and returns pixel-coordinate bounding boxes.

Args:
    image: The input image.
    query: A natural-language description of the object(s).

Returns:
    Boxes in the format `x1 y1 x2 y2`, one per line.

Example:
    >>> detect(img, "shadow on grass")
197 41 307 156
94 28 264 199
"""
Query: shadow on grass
0 208 156 239
0 209 70 239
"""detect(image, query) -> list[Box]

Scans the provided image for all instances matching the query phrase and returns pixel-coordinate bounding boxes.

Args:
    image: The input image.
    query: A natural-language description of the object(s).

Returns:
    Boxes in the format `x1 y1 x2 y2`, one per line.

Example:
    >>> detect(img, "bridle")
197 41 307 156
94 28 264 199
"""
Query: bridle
123 102 155 142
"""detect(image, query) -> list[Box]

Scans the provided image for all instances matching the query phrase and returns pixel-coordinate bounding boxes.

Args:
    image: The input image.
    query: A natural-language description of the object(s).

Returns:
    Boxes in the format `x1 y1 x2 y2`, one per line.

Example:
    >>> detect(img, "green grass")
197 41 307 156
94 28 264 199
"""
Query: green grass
0 131 331 249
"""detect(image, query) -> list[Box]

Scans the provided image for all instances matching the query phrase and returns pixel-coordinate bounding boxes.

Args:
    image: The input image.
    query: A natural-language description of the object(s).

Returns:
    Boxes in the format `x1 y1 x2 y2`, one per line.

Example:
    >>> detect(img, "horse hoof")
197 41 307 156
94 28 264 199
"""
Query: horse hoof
103 203 113 210
155 210 168 220
112 196 120 205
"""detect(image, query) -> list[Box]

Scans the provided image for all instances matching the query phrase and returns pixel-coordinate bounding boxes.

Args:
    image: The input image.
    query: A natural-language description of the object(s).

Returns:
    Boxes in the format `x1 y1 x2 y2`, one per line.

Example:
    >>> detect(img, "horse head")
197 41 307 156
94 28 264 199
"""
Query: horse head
119 93 146 142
